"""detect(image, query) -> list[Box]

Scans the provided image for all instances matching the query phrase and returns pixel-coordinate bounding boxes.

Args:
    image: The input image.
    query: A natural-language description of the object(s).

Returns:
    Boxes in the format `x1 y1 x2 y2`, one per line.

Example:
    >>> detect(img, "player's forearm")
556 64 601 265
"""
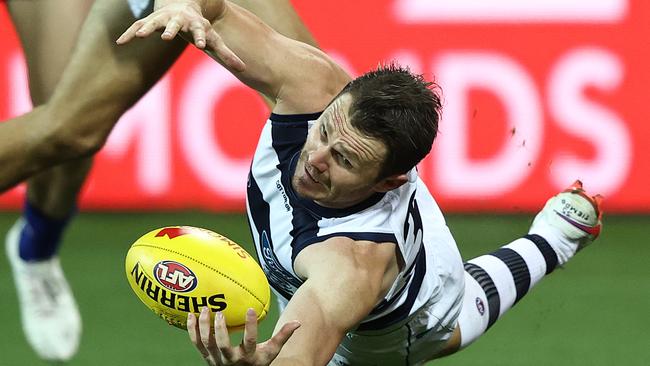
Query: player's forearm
270 278 374 366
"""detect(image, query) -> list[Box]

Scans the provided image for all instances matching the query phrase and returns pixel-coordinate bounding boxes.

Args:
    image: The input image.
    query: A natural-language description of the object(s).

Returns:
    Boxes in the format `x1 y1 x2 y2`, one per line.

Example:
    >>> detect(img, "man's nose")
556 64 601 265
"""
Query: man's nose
308 145 329 172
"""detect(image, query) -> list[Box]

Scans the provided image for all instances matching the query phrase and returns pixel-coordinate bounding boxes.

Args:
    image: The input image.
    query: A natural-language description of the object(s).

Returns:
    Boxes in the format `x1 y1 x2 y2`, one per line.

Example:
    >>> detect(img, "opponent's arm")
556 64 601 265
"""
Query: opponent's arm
271 237 400 366
118 0 350 114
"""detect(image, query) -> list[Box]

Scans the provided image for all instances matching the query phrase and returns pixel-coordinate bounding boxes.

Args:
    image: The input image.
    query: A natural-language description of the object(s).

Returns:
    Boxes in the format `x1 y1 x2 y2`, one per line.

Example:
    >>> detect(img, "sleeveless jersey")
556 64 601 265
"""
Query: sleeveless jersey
246 112 465 331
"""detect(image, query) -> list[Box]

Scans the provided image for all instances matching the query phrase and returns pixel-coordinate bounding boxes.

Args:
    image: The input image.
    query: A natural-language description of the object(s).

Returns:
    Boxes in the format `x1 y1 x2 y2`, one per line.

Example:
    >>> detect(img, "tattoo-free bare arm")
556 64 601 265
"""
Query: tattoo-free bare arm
270 238 399 365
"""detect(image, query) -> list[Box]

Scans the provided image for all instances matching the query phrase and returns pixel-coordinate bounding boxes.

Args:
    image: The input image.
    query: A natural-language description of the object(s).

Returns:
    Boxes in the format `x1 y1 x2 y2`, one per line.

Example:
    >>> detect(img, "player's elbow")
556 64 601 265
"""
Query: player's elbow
42 105 120 159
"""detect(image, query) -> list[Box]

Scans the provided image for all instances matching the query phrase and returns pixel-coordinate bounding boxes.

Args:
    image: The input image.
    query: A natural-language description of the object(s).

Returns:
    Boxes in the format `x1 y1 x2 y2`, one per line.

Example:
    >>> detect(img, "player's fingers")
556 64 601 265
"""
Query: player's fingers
187 312 211 360
199 307 218 357
205 31 246 72
161 18 183 41
213 311 235 361
241 308 258 356
134 17 164 38
264 320 301 354
189 18 209 49
116 19 147 44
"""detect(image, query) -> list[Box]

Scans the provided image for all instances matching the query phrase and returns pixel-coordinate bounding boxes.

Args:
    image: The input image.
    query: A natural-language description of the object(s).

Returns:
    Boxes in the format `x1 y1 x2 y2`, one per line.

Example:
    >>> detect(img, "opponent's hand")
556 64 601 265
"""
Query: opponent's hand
116 1 245 72
187 307 300 366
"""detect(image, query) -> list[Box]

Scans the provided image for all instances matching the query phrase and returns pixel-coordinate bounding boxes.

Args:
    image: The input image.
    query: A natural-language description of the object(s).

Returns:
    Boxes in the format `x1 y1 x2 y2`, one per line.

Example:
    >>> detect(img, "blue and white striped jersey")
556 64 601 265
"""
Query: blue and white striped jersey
246 113 465 331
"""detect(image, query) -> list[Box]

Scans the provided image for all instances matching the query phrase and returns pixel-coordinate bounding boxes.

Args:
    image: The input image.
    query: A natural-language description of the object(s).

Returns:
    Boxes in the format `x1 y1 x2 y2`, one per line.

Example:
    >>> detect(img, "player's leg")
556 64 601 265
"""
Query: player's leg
435 181 603 357
236 0 318 47
0 0 189 192
231 0 319 108
5 0 92 361
41 0 318 153
8 0 94 251
4 0 191 361
0 0 317 192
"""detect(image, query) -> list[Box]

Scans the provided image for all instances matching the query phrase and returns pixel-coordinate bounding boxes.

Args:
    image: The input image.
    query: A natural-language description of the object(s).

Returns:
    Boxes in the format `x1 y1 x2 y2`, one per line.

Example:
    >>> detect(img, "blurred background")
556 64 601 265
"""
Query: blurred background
1 0 649 365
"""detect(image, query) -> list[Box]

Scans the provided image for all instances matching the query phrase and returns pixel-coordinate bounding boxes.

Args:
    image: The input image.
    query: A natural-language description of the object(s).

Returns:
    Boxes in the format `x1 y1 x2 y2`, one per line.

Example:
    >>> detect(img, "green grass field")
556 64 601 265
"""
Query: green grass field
0 212 647 365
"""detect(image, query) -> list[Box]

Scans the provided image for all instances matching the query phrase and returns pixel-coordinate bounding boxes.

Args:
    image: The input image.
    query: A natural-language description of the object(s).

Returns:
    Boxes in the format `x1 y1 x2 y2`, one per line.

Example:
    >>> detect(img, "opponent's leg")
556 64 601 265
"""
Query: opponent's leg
0 0 318 191
438 181 603 357
0 0 188 192
234 0 319 107
1 0 315 361
21 0 316 212
236 0 318 47
42 0 318 153
8 0 94 248
5 0 192 361
6 0 92 361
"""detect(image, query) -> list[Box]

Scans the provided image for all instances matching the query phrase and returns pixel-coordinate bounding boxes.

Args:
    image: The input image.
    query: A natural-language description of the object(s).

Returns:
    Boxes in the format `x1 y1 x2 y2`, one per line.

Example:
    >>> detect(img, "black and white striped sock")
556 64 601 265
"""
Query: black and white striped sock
457 234 558 347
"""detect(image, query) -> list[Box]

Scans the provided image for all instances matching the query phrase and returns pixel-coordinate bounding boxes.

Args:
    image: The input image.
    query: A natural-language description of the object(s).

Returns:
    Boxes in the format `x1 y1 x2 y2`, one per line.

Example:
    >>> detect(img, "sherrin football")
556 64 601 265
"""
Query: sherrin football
125 226 270 330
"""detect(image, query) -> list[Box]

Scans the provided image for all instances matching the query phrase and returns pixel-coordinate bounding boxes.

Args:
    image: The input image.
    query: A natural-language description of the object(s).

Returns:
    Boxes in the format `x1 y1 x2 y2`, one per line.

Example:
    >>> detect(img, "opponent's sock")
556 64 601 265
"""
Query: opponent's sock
18 201 74 261
457 234 558 348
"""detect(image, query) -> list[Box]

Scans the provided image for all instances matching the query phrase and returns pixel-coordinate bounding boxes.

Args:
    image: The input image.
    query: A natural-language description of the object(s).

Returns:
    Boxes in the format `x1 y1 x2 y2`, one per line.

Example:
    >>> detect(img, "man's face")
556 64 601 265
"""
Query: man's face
292 93 389 208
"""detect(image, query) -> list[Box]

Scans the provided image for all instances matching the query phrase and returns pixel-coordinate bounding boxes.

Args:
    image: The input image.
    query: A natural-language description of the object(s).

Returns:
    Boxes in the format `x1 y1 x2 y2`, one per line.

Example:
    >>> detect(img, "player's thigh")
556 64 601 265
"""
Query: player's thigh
233 0 318 47
40 0 187 159
7 0 94 104
52 0 185 103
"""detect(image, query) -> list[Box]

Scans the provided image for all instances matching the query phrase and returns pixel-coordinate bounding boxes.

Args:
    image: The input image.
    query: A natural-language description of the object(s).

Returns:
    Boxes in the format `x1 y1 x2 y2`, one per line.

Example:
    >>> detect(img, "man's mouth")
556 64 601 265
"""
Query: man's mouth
304 165 319 184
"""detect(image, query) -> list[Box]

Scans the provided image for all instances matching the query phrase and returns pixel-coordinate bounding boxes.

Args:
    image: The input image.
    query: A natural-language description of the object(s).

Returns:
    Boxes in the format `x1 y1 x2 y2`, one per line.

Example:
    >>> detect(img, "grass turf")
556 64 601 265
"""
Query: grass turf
0 212 647 365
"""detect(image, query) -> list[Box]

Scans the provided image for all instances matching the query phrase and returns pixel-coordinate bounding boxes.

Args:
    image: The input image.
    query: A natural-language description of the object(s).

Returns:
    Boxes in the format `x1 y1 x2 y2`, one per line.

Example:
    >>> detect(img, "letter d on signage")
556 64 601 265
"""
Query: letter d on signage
548 48 630 195
434 52 542 196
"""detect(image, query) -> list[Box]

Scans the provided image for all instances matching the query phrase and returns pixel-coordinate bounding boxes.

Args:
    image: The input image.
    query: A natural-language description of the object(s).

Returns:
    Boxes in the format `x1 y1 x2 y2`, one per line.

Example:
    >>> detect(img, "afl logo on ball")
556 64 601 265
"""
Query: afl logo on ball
153 261 197 292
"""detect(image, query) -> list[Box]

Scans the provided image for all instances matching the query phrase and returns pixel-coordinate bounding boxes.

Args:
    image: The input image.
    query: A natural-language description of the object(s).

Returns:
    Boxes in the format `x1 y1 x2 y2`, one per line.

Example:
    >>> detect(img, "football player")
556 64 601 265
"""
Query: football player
118 1 604 365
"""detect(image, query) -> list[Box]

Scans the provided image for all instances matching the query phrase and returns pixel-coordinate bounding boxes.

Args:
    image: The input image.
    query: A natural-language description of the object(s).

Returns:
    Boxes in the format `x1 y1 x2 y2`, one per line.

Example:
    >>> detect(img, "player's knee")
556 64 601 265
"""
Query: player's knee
47 130 99 160
46 120 106 159
72 133 106 157
44 104 122 158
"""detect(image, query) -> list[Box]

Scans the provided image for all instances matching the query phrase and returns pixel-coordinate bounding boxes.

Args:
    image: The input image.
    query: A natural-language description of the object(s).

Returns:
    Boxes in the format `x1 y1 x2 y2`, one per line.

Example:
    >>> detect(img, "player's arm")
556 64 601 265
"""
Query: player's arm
270 237 400 365
117 0 351 114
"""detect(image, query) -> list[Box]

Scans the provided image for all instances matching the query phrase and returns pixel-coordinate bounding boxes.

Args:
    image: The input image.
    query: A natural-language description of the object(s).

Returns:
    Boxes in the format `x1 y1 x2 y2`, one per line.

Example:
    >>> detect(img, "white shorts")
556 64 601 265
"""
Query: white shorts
126 0 153 18
276 294 459 366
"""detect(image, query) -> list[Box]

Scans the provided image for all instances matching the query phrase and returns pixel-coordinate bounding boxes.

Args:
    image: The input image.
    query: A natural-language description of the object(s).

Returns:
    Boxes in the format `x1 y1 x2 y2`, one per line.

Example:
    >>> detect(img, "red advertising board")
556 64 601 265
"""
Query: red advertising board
0 0 648 212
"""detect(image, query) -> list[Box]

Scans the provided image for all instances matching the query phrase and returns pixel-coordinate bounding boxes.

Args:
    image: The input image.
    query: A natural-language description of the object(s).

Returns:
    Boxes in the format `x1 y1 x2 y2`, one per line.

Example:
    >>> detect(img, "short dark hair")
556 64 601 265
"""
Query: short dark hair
340 63 442 180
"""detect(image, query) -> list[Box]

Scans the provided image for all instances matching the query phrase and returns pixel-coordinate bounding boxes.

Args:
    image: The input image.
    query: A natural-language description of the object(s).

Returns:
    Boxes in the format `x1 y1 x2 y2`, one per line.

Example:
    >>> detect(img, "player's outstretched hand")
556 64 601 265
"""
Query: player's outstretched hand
188 307 300 366
116 0 245 72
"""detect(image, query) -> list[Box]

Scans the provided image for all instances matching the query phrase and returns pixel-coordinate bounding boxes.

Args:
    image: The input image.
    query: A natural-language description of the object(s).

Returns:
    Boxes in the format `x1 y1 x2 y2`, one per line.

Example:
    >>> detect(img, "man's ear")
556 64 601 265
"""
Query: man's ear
373 174 408 193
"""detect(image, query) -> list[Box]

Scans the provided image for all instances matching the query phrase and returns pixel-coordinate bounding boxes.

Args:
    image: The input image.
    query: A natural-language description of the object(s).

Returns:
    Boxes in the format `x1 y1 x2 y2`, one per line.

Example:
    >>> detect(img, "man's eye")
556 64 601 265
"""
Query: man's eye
334 151 353 168
342 158 353 168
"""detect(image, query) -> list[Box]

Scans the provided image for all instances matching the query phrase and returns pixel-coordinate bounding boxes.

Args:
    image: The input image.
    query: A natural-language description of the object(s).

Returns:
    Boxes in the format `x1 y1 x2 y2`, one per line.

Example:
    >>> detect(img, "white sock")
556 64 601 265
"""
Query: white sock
457 234 558 348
